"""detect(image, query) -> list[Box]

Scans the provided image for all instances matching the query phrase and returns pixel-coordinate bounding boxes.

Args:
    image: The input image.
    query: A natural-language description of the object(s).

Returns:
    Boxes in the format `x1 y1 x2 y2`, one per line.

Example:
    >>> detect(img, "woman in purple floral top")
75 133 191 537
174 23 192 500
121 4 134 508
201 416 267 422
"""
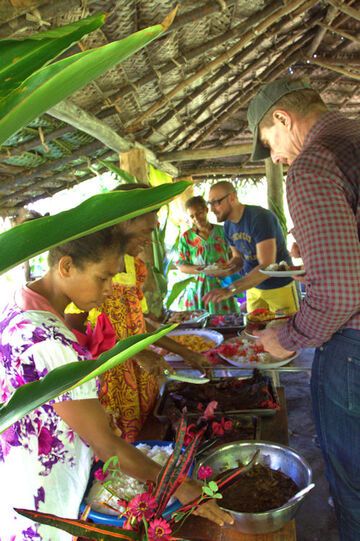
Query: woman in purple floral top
0 226 232 541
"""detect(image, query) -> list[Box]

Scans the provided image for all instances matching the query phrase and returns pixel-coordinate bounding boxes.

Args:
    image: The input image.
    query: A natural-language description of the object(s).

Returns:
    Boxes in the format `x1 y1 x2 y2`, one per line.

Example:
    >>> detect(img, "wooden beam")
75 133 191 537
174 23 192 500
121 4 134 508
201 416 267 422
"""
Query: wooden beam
159 144 252 162
326 0 360 23
266 158 285 215
48 100 178 177
316 22 360 46
307 5 338 56
179 165 267 176
310 58 360 80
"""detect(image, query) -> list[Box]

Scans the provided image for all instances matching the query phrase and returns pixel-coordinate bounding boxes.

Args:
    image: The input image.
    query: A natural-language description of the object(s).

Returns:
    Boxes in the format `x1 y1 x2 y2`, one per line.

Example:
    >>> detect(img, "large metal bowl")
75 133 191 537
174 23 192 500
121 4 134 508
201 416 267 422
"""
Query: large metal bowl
195 440 312 534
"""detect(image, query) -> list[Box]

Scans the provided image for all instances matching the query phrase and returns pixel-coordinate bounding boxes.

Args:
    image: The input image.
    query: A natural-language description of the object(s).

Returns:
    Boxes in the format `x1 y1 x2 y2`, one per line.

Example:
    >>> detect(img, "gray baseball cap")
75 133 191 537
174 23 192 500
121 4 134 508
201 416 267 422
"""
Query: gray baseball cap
247 78 312 161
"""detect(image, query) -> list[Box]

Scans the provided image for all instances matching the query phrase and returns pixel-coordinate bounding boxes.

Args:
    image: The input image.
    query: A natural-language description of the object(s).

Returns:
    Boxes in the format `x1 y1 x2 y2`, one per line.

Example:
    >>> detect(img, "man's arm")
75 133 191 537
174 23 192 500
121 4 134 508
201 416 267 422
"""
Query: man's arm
278 150 360 350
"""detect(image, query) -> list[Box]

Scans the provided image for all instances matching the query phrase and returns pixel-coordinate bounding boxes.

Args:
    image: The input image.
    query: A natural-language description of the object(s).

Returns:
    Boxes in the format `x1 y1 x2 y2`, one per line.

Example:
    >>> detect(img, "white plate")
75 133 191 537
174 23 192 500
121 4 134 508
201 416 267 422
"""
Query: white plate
164 328 224 362
218 338 298 369
260 269 305 277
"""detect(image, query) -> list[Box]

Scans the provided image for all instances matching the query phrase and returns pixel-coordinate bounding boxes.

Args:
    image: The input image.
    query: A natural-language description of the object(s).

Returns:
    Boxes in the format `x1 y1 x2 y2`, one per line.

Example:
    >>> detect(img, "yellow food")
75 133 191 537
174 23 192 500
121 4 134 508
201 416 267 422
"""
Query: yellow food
171 334 215 352
247 309 276 322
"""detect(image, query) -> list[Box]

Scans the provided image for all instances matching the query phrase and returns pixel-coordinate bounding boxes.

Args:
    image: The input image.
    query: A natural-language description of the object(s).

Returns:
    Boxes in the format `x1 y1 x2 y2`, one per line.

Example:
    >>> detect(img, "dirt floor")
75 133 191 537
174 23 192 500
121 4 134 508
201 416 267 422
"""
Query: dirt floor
280 349 339 541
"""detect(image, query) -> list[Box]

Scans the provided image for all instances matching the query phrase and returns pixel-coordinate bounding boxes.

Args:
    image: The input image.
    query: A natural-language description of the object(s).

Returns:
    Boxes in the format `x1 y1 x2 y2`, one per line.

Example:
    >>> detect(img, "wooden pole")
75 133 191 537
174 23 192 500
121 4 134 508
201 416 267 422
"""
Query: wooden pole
265 158 284 215
326 0 360 23
120 149 148 183
159 144 252 162
48 100 178 177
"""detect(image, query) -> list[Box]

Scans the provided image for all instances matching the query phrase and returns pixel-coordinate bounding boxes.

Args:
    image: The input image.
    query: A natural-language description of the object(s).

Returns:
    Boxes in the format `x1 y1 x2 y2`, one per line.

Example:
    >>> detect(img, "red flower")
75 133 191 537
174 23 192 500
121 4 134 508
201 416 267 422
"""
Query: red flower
127 492 157 522
94 467 107 482
148 518 172 541
212 417 233 437
197 465 213 480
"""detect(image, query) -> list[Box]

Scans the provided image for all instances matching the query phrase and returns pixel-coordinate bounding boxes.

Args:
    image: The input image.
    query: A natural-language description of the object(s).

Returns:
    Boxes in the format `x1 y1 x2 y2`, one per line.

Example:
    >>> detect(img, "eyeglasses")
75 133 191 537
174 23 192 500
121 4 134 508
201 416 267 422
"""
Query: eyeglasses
207 193 231 207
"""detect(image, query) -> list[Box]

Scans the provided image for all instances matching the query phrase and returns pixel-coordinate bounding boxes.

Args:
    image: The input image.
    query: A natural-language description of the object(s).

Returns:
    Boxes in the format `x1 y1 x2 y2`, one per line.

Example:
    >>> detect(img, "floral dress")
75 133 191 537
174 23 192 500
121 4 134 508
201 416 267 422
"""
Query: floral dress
0 290 97 541
95 256 158 443
176 224 240 314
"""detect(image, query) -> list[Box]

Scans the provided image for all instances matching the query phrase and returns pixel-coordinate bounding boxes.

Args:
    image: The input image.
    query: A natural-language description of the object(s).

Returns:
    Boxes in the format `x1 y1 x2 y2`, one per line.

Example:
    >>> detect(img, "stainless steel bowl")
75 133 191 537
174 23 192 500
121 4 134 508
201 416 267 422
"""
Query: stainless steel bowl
195 440 312 534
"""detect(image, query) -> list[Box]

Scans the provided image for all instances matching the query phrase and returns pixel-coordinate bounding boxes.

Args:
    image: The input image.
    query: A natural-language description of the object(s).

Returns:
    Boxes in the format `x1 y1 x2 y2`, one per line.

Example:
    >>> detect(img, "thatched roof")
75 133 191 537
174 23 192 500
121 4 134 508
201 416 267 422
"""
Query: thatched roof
1 0 360 213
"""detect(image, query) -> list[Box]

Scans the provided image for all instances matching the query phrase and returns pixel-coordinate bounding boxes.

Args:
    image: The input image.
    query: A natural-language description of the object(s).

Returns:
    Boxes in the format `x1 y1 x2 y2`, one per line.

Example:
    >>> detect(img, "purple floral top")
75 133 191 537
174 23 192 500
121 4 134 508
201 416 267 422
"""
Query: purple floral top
0 295 98 541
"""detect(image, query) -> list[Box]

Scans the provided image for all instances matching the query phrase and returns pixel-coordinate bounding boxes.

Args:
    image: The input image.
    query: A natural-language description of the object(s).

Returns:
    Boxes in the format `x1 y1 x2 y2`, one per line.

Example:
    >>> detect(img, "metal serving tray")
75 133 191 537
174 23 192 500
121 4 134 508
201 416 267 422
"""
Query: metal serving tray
163 310 209 328
206 313 245 333
154 375 280 422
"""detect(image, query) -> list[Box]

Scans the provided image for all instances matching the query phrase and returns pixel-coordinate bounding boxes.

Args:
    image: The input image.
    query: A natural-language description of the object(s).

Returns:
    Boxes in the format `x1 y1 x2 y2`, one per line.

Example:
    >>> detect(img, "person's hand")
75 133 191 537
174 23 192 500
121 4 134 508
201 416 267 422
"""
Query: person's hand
175 479 234 527
134 349 175 378
203 287 232 305
290 242 301 259
254 326 295 359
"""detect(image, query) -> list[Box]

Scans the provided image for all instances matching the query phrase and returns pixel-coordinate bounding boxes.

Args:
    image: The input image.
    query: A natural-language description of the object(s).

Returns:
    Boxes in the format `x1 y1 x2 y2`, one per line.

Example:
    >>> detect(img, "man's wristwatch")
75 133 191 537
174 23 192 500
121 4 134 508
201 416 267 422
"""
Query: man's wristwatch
228 286 238 295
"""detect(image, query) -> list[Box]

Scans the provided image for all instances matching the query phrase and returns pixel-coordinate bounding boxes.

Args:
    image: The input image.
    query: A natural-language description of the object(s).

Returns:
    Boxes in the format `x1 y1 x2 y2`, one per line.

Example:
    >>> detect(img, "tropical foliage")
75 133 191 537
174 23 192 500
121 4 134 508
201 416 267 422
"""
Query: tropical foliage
0 10 176 146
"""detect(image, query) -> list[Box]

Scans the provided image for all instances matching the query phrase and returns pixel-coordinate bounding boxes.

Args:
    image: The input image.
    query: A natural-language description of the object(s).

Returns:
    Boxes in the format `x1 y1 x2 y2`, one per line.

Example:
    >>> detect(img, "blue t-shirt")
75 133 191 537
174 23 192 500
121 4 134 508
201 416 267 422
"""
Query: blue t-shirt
224 205 292 290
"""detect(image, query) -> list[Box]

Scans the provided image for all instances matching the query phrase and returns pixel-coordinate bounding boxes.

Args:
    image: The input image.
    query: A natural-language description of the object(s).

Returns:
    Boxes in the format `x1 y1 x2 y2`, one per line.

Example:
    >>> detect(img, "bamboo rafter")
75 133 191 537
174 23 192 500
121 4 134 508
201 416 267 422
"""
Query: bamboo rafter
310 57 360 79
168 30 303 151
125 0 312 132
316 22 360 46
159 144 252 162
189 34 315 150
326 0 360 22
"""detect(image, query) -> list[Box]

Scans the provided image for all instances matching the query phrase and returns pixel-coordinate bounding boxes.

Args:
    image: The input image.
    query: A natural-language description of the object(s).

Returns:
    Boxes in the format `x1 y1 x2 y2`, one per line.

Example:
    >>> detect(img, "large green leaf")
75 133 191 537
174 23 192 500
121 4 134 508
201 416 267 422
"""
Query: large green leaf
0 181 191 275
0 324 176 434
0 14 105 99
0 10 176 146
15 509 138 540
166 277 195 309
97 160 138 184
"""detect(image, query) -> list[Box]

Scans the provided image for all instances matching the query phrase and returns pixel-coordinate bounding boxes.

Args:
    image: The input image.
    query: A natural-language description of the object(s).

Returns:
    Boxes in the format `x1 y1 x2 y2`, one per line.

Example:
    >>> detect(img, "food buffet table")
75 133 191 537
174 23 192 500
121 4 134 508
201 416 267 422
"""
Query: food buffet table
139 388 297 540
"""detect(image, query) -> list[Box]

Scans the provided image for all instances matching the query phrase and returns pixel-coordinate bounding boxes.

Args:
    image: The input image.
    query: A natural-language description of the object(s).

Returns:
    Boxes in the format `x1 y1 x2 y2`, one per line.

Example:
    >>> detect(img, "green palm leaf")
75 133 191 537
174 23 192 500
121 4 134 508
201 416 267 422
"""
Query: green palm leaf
97 160 138 184
15 509 138 540
0 181 191 275
0 324 176 434
165 277 195 309
0 13 105 99
0 10 176 146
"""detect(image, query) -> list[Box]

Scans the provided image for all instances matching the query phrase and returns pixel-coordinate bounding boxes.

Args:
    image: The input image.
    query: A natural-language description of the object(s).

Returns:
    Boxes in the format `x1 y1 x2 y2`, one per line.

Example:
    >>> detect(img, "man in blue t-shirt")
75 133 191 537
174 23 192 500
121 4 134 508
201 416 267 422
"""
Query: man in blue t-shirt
203 181 299 314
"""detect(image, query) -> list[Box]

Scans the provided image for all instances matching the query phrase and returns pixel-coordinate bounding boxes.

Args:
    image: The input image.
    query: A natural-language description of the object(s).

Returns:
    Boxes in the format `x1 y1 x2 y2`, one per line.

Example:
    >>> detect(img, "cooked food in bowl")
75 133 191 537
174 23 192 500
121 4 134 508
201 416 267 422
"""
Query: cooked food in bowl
170 333 215 352
167 310 206 324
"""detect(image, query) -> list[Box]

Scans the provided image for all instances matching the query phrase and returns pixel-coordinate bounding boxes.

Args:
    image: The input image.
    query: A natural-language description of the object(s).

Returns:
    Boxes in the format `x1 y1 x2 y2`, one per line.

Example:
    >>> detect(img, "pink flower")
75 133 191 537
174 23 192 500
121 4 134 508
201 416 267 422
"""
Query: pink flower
212 421 225 437
197 465 213 480
148 518 172 541
94 467 107 482
223 419 233 432
127 492 157 521
203 400 218 420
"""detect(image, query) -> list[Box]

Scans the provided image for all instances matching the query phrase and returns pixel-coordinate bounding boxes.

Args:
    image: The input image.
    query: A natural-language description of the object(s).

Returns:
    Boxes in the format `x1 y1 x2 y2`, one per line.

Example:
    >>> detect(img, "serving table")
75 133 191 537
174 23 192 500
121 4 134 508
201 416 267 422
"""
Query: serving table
139 387 296 540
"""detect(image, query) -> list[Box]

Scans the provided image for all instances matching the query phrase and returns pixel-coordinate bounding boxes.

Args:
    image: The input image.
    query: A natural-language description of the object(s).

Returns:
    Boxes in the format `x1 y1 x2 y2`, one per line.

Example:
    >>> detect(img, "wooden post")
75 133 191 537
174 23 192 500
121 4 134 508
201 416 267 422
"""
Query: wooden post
120 148 149 183
265 157 285 220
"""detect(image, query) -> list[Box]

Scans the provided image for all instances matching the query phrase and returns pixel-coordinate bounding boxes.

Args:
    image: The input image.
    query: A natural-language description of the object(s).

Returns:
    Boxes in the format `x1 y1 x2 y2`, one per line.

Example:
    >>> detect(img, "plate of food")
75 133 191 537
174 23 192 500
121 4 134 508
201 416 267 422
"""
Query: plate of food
244 308 291 338
217 336 297 369
164 328 224 362
202 262 228 276
260 261 305 277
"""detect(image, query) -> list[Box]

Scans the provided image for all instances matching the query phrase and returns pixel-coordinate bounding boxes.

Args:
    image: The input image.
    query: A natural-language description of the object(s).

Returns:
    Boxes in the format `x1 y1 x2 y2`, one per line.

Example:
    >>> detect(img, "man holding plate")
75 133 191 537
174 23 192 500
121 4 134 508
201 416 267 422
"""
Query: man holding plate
202 180 299 316
247 77 360 541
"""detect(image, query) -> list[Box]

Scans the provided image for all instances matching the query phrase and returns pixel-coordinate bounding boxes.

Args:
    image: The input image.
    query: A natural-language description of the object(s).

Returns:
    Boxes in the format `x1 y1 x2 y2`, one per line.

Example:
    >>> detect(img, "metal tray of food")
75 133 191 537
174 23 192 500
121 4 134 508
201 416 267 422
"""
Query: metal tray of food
206 313 245 333
163 310 209 328
154 372 280 422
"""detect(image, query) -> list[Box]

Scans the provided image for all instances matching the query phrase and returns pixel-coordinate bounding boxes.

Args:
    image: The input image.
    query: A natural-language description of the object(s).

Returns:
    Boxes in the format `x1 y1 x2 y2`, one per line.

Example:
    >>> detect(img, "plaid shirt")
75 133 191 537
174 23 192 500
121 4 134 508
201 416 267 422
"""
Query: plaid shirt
278 111 360 350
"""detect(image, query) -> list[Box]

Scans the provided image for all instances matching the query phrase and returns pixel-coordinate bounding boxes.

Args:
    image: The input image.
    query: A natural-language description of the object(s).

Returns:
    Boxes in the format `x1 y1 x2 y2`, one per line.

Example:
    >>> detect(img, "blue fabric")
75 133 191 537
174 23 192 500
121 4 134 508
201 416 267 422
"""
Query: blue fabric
224 205 292 289
311 328 360 541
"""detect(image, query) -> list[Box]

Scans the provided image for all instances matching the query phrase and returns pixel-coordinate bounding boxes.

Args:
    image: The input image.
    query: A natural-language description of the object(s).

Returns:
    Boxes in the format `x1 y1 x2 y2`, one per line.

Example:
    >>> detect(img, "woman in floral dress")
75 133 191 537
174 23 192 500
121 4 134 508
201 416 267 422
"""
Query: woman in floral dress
176 196 240 314
0 226 231 541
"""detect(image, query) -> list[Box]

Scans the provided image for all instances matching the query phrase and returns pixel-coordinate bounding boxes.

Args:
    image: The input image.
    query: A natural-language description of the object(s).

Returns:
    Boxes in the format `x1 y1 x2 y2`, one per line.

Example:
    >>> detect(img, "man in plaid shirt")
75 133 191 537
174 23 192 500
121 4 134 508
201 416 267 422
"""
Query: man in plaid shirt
248 78 360 541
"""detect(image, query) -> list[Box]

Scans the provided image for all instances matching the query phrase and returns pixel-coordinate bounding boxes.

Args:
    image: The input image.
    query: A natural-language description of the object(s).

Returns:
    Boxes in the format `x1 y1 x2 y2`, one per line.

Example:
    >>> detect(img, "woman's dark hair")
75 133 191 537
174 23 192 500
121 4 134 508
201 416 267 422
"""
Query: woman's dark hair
48 227 124 268
185 195 207 210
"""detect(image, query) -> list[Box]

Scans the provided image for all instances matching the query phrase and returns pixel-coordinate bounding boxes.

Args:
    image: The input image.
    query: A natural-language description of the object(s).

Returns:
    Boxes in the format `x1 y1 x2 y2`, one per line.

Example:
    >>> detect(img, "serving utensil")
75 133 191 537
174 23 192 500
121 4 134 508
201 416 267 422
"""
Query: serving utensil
163 369 210 384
